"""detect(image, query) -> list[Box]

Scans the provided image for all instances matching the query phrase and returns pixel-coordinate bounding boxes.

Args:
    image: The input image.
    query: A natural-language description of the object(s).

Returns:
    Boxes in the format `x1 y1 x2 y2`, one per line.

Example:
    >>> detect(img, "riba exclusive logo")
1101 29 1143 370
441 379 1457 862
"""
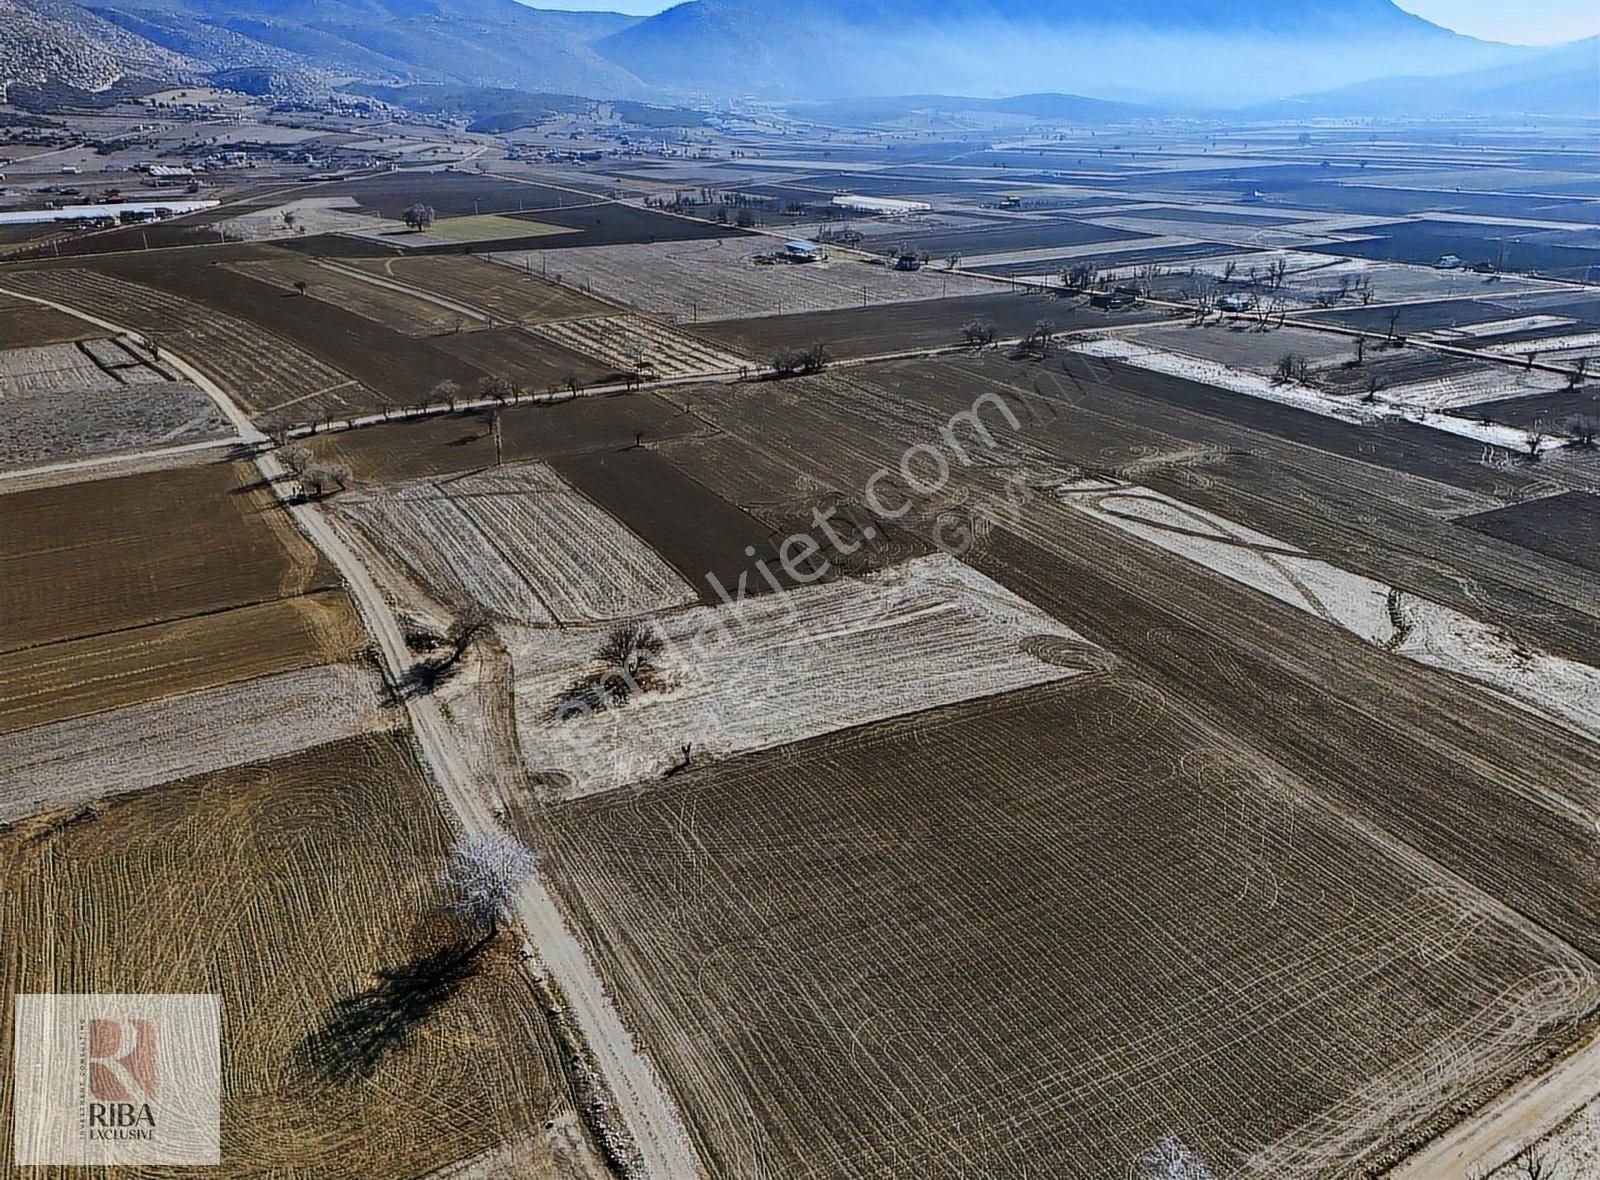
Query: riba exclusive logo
13 994 220 1166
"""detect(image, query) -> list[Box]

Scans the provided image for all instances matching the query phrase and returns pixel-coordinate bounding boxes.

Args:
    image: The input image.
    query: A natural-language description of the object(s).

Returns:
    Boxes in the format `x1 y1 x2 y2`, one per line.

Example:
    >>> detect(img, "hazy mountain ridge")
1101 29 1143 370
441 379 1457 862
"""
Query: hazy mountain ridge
4 0 647 99
1277 37 1600 117
596 0 1522 104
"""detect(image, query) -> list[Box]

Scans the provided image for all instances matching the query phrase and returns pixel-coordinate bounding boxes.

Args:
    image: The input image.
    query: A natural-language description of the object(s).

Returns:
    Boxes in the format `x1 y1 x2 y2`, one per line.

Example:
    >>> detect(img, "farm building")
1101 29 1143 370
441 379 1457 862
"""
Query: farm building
830 193 933 216
784 240 820 262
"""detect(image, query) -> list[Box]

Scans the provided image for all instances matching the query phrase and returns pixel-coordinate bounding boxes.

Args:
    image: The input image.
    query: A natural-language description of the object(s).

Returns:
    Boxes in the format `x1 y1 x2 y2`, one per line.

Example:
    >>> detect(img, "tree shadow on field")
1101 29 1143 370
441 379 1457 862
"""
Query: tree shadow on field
297 932 490 1085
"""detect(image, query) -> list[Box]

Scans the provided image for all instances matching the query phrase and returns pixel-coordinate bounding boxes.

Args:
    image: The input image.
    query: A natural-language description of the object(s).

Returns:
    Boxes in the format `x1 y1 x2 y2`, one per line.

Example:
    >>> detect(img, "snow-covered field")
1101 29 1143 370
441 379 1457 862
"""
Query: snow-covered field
1068 337 1380 424
1056 479 1600 740
1379 365 1570 411
506 554 1102 798
338 462 697 624
1483 331 1600 357
0 663 391 823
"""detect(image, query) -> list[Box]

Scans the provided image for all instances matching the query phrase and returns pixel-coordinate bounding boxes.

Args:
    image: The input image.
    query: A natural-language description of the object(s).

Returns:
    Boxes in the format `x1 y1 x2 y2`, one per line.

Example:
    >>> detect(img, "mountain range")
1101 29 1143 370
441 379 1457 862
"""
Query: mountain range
2 0 1594 116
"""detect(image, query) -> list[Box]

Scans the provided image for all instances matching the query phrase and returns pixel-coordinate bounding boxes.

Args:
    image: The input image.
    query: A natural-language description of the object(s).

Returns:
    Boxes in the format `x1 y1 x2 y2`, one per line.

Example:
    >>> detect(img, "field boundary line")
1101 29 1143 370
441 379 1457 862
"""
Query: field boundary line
0 435 239 489
309 257 493 324
1388 1023 1600 1178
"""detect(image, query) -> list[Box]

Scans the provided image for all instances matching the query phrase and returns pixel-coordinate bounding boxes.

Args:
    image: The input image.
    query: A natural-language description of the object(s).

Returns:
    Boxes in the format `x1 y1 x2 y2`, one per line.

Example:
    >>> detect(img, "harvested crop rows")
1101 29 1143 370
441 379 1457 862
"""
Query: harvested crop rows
509 553 1102 797
0 460 337 650
0 269 379 418
536 679 1598 1178
490 239 998 321
0 590 366 734
526 314 749 376
338 461 697 623
346 254 610 322
0 732 601 1178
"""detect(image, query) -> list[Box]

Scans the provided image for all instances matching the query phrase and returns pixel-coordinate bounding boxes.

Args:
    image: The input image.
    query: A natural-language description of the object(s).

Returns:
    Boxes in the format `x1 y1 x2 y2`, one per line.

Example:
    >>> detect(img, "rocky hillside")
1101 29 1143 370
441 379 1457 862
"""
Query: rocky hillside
0 0 203 99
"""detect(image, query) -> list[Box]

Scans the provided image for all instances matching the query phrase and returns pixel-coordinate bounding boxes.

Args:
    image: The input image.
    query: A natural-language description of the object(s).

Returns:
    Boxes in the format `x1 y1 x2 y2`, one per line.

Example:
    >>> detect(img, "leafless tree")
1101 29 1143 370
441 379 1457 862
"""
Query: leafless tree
963 319 998 348
432 379 460 409
547 620 666 720
441 830 537 940
1221 260 1237 284
1386 308 1402 341
395 606 489 697
477 375 516 404
1569 356 1590 388
402 202 436 232
1275 352 1310 384
1137 1135 1214 1180
1030 319 1057 357
1511 1143 1548 1180
293 279 308 296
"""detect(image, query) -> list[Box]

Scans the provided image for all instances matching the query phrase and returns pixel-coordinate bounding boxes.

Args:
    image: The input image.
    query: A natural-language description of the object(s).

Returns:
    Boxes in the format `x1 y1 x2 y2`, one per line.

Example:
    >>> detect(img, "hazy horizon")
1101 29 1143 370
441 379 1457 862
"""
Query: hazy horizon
532 0 1600 45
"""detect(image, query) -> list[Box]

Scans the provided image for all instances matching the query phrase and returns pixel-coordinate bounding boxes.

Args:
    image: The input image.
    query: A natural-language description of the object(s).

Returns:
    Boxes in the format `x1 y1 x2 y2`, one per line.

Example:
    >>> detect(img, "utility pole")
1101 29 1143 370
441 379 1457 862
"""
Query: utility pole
492 409 503 467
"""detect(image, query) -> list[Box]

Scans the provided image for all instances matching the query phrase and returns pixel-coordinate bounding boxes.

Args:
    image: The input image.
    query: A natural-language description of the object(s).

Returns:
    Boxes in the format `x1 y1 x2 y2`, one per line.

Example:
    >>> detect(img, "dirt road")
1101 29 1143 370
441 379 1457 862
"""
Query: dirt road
0 281 703 1180
1388 1031 1600 1178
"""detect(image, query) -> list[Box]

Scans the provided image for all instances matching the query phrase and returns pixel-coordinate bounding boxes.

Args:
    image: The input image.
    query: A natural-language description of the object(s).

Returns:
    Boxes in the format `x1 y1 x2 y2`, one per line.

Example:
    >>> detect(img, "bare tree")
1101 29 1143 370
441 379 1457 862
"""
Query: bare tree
1354 335 1367 365
395 606 489 697
1511 1143 1548 1180
293 279 308 297
402 203 436 232
1029 319 1057 357
441 830 537 940
1386 308 1402 341
477 375 516 404
962 318 998 348
431 379 460 410
547 620 666 720
1569 356 1590 389
1565 414 1598 447
1275 352 1310 384
1138 1135 1214 1180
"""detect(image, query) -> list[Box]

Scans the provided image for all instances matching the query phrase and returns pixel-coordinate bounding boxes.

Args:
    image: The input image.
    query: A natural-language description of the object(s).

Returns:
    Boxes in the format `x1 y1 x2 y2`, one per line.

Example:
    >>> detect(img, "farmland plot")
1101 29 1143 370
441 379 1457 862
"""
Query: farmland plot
507 553 1104 798
346 254 609 323
0 662 392 823
338 461 696 624
0 460 337 650
0 732 604 1179
526 315 749 376
0 590 366 734
0 337 229 468
489 238 997 321
537 679 1600 1178
0 295 100 347
0 269 380 418
1055 478 1600 739
222 257 468 338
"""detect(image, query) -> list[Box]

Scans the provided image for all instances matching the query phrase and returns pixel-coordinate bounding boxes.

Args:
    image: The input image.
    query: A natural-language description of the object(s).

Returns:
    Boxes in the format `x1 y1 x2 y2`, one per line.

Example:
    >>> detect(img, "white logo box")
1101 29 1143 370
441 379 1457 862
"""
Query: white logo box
13 994 221 1166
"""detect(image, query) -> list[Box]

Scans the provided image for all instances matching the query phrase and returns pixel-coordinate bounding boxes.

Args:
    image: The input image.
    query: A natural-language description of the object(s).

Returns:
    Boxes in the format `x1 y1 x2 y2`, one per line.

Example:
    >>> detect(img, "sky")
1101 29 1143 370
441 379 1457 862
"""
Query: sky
539 0 1600 43
1395 0 1600 44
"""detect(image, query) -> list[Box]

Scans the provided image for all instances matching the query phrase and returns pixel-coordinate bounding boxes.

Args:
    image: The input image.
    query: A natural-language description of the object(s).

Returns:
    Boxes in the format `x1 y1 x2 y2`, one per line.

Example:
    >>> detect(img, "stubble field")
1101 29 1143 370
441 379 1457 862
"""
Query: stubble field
535 679 1597 1178
0 732 606 1179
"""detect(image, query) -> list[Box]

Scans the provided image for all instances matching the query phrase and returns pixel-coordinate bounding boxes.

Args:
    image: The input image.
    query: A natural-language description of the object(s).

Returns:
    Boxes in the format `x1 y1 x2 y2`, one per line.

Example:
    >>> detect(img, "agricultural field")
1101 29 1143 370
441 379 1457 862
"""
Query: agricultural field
0 590 366 734
221 256 473 338
534 679 1598 1177
0 732 606 1179
526 314 750 376
0 294 101 348
3 100 1598 1180
508 554 1104 797
337 461 697 623
429 213 570 243
0 460 336 650
345 254 611 323
301 391 710 484
0 268 384 421
0 337 230 469
696 291 1162 360
488 238 999 321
